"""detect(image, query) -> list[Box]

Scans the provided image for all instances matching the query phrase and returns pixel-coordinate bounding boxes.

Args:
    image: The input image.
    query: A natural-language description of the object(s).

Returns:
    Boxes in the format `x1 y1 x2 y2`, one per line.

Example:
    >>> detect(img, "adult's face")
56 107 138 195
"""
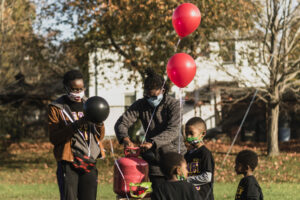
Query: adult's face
144 88 164 99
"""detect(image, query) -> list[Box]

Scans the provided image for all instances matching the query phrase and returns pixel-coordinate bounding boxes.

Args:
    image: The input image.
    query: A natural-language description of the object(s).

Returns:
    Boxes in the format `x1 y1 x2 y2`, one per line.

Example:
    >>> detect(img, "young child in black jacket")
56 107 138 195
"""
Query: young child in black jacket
151 152 201 200
184 117 215 200
235 150 263 200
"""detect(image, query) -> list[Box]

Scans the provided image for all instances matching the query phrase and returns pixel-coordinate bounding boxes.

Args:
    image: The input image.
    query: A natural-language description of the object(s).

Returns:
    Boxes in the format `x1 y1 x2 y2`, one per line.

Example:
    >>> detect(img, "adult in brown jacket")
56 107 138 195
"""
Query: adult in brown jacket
48 70 105 200
114 69 186 190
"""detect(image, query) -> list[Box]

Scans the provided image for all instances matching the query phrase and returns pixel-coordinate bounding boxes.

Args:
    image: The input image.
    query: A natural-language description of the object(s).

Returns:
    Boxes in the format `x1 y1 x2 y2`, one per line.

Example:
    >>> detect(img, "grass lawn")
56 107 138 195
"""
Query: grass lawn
0 139 299 199
0 183 300 200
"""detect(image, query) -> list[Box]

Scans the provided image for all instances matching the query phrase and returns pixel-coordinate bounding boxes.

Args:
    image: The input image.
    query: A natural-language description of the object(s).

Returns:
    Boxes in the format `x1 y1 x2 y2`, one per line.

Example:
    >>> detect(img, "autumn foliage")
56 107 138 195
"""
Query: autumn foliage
42 0 258 76
1 139 300 184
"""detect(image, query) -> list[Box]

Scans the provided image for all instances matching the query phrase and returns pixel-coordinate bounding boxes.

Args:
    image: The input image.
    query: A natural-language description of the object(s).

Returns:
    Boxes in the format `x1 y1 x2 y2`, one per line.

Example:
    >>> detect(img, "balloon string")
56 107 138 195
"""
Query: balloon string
200 89 258 200
109 136 130 200
175 38 182 153
221 89 258 167
141 106 157 144
175 38 181 52
141 36 180 149
178 88 183 154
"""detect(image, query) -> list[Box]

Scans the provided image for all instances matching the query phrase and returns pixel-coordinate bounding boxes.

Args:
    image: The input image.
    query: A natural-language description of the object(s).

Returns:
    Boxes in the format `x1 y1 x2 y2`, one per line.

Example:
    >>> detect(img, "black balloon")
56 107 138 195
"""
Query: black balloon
84 96 110 123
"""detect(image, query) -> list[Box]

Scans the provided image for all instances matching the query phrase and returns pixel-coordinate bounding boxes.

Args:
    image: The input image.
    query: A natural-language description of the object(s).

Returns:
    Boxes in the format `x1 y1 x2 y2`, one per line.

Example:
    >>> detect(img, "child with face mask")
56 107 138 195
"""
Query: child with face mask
184 117 215 200
151 152 202 200
48 70 106 200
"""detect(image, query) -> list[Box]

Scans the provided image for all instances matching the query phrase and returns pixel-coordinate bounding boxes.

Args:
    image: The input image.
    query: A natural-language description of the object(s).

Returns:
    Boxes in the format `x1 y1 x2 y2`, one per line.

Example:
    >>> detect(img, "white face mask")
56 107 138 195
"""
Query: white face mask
68 91 85 102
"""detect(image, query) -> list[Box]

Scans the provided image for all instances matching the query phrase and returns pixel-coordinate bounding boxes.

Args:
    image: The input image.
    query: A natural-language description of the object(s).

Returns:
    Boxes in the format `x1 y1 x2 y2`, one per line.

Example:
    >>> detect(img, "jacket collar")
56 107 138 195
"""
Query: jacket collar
49 95 88 110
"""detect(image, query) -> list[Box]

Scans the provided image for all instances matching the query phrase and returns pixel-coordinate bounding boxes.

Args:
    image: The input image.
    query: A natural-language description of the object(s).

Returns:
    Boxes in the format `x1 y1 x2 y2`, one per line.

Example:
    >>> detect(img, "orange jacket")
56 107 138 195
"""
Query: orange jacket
48 96 105 162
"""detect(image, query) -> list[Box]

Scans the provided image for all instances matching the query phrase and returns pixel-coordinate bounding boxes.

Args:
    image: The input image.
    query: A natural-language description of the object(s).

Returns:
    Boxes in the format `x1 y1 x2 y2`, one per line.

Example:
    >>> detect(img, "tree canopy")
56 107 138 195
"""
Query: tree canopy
41 0 258 78
216 0 300 156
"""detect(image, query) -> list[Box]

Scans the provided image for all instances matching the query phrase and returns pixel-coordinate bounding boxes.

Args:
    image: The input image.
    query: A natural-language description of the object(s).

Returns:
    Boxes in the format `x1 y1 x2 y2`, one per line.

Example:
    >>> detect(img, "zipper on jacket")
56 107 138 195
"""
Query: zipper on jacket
60 109 91 157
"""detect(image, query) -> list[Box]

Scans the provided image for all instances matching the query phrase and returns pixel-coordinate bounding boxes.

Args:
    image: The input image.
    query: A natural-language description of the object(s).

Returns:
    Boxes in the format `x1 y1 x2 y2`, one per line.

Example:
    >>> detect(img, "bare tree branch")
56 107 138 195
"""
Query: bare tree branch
224 90 253 113
290 57 300 68
288 85 300 94
104 24 140 71
257 93 269 103
281 79 300 94
286 26 300 53
0 0 5 32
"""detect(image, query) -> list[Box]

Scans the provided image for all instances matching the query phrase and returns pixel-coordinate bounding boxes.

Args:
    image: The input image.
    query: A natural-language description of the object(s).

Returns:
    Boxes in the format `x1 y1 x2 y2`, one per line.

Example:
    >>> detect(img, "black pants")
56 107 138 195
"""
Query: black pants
56 161 98 200
149 175 166 190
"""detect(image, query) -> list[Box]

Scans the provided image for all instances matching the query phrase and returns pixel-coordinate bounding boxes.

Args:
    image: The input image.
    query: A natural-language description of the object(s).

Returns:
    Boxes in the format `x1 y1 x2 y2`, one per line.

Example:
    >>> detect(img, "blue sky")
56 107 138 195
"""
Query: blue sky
33 0 76 43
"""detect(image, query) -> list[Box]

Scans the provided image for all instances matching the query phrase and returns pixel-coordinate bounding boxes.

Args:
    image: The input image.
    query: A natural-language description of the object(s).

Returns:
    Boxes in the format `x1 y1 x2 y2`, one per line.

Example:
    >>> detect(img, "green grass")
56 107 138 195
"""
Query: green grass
214 183 300 200
1 183 299 200
0 184 58 200
0 183 111 200
1 140 299 199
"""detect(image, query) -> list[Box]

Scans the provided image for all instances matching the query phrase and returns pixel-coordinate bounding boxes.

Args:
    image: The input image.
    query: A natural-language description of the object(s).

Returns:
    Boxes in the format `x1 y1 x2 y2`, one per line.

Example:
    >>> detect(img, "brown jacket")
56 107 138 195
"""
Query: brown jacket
48 96 105 162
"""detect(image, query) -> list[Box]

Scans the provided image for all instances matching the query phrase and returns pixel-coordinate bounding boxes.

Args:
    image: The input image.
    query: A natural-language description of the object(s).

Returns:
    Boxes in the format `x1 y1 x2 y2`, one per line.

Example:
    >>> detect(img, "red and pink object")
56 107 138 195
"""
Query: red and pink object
172 3 201 38
167 53 197 88
113 147 149 198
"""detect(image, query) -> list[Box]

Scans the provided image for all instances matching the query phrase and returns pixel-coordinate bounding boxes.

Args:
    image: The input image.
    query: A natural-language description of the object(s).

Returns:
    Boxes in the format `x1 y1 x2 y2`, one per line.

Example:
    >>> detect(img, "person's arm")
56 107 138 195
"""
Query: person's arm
150 99 181 148
187 171 212 186
245 182 262 200
114 100 140 144
187 150 214 186
94 123 105 140
48 105 77 145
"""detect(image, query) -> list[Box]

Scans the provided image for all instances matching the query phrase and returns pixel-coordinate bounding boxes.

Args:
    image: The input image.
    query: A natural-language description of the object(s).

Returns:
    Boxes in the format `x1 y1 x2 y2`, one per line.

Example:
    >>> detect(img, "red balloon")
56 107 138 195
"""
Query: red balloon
167 53 196 88
172 3 201 38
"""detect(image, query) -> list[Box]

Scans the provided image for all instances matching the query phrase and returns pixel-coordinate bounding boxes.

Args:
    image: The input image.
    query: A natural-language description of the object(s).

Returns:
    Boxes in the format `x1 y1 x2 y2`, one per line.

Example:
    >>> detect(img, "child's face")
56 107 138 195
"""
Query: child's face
180 160 189 178
235 161 247 175
185 125 206 141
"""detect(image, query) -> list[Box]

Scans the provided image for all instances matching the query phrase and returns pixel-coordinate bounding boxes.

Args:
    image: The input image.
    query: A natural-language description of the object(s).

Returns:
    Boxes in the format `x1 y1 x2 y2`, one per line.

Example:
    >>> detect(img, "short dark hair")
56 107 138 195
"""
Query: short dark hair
186 117 207 131
144 68 169 93
63 70 83 86
236 150 258 171
159 152 185 179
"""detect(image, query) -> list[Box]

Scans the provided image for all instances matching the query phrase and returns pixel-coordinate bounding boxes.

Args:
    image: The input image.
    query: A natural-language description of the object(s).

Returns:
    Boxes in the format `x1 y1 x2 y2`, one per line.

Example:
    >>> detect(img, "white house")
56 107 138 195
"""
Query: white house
88 41 268 136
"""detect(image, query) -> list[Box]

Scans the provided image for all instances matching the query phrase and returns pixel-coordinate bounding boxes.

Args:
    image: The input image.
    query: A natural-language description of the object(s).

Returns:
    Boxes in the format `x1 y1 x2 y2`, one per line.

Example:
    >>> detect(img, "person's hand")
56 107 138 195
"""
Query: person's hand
123 137 135 148
94 122 103 127
140 142 153 151
72 117 88 131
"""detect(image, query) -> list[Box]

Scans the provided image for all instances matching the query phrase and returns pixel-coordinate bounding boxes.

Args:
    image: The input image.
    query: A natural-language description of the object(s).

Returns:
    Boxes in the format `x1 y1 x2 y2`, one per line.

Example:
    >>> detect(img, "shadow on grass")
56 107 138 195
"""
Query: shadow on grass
0 151 56 169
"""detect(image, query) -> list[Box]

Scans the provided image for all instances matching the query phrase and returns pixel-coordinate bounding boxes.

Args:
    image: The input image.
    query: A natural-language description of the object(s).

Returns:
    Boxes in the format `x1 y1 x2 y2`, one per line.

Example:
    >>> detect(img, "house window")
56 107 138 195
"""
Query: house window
219 40 236 64
124 93 136 110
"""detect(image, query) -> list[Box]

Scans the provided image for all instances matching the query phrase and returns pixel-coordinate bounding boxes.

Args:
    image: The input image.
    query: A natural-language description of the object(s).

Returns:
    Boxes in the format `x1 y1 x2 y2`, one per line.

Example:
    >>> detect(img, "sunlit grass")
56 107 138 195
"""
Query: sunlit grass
0 140 299 199
0 183 299 200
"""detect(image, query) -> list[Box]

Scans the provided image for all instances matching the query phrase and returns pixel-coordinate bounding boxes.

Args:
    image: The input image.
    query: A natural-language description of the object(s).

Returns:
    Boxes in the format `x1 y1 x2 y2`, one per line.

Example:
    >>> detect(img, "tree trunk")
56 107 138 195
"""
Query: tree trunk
267 101 280 156
0 0 5 67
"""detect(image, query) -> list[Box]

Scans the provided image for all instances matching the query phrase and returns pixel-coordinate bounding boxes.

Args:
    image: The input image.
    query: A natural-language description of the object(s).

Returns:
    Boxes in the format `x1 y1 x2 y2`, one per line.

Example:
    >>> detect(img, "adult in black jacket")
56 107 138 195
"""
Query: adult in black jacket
114 69 186 189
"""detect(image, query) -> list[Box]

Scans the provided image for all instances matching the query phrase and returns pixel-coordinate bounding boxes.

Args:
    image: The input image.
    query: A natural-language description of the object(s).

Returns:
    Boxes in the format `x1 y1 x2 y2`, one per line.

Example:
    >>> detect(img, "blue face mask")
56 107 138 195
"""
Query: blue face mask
147 93 163 107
